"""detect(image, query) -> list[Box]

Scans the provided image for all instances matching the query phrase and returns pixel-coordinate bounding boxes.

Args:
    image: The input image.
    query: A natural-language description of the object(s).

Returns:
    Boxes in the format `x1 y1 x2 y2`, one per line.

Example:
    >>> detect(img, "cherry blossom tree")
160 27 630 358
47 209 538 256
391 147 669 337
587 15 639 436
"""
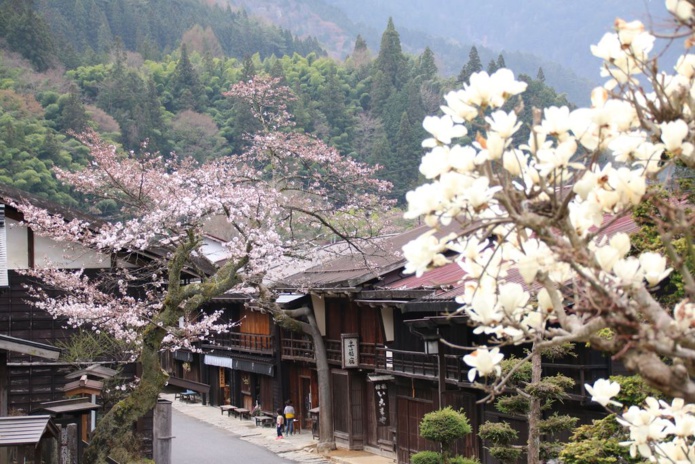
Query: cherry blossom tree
403 2 695 463
14 76 391 463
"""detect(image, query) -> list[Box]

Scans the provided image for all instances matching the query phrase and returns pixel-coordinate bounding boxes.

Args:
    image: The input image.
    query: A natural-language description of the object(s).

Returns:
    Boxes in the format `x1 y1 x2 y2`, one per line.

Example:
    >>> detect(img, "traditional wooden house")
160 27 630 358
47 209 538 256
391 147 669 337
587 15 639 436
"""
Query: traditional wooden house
277 215 640 464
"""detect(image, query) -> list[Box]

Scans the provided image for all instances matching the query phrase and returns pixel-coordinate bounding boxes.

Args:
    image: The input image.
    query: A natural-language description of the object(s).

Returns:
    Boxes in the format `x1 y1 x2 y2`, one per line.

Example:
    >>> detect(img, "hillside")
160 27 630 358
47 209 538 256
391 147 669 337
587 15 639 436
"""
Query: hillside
226 0 679 105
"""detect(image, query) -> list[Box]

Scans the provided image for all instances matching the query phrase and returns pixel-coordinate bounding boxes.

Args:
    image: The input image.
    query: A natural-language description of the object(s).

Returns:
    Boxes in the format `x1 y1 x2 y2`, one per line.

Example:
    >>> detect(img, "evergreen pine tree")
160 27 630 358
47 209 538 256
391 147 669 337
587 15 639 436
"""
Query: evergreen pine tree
171 44 203 110
487 59 498 74
537 67 546 82
497 53 506 70
375 18 407 89
241 54 256 81
417 47 438 80
457 46 482 84
5 1 55 71
57 85 89 133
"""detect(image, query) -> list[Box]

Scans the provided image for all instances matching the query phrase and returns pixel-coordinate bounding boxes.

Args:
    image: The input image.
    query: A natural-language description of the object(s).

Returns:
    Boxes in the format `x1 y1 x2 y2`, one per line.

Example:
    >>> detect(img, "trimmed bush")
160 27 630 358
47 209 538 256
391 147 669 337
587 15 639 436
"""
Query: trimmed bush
411 451 442 464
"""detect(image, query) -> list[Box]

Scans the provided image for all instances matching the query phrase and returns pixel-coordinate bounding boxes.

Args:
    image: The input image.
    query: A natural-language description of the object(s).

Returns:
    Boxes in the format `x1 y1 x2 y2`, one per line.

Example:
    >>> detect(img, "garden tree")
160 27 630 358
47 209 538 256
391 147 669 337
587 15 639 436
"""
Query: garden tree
15 76 391 463
476 353 577 464
411 407 473 464
401 3 695 464
559 375 662 464
457 46 482 85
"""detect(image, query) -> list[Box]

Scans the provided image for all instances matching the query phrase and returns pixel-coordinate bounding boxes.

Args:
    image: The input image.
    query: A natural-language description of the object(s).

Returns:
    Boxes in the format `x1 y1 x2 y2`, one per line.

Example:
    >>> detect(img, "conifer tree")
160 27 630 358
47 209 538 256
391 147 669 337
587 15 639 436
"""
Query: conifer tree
497 53 506 69
487 58 498 74
170 44 203 110
417 47 438 80
457 46 482 84
375 18 407 89
537 67 546 82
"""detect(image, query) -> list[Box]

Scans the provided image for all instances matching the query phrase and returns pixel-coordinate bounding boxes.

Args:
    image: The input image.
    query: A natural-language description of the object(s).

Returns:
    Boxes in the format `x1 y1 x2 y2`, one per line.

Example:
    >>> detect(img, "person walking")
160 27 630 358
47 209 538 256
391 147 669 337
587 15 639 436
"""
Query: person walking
283 400 295 435
275 408 284 440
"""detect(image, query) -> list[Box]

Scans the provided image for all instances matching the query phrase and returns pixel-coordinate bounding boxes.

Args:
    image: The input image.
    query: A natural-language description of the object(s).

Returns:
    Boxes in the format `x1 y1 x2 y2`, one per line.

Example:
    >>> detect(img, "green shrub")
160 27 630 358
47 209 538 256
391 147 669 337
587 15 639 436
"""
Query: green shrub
411 451 442 464
478 421 518 446
449 456 481 464
419 407 472 449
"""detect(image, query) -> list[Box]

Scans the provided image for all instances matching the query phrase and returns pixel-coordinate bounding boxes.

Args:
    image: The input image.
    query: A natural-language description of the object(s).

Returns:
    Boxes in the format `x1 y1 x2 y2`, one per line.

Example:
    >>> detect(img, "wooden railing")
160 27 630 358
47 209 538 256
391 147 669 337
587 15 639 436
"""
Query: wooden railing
324 339 379 367
281 336 315 362
376 347 609 401
375 347 438 378
210 332 274 354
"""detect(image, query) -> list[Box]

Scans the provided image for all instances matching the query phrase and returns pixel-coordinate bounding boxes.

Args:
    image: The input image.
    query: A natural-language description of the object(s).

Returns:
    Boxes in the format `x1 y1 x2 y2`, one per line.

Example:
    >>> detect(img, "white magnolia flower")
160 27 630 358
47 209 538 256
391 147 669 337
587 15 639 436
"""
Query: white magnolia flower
496 282 530 316
539 106 572 139
419 146 453 179
667 0 694 22
675 54 695 79
660 119 689 153
441 90 479 122
486 110 522 139
402 230 450 277
422 115 467 147
503 149 528 177
463 346 504 382
613 257 645 287
639 251 673 287
585 379 622 407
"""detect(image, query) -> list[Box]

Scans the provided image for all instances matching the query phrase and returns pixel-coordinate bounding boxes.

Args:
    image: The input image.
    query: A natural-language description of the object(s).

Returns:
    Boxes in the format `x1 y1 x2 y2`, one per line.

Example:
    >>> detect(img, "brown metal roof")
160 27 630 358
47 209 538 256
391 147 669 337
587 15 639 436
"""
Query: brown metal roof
277 224 458 289
390 214 641 306
0 415 58 446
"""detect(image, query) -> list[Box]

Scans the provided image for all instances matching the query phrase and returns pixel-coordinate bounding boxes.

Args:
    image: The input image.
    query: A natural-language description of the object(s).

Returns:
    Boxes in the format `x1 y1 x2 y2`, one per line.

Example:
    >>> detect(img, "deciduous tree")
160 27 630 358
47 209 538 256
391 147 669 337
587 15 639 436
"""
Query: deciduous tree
403 3 695 463
15 75 391 463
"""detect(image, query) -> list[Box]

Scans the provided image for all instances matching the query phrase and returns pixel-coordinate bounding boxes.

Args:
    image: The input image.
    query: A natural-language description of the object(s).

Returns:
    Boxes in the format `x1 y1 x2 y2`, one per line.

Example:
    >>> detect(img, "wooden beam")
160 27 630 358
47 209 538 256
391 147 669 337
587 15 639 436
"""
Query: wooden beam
0 339 60 360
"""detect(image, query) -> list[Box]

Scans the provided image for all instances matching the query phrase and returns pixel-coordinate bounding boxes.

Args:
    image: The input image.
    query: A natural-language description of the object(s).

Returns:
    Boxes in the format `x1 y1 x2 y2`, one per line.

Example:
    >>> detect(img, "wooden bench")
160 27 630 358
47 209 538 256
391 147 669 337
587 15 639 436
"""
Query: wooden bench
253 415 274 427
235 408 250 420
220 405 236 416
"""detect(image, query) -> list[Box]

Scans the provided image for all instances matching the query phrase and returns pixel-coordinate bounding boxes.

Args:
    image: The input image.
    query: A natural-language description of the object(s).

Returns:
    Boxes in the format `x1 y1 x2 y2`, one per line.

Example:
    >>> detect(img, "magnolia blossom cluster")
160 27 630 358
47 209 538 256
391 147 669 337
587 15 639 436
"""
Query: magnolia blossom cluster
404 0 695 460
586 379 695 463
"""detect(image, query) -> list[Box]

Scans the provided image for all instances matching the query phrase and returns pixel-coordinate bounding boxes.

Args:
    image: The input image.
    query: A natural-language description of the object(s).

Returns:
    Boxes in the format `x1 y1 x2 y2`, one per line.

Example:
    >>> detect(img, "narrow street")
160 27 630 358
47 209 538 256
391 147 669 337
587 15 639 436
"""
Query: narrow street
172 408 292 464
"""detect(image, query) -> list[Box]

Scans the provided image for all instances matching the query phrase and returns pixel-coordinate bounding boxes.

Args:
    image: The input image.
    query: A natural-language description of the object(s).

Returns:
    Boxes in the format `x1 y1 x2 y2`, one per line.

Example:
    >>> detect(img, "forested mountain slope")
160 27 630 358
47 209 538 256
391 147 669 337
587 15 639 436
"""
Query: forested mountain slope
0 0 572 210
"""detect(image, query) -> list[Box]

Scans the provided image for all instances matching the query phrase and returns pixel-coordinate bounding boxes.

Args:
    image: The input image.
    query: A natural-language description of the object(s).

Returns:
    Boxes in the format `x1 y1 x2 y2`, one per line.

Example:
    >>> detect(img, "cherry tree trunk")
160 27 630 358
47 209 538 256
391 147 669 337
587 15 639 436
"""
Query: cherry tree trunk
306 310 336 453
83 326 168 464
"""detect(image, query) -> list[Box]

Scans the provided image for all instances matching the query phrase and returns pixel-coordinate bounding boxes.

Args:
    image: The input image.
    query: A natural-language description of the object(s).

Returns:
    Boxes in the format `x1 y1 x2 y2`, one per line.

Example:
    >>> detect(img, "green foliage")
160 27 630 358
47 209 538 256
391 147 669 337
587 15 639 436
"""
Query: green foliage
478 421 518 446
525 374 574 401
494 395 528 416
449 457 480 464
411 451 443 464
488 447 523 464
559 415 643 464
610 375 663 409
56 329 134 364
419 407 472 449
539 412 578 436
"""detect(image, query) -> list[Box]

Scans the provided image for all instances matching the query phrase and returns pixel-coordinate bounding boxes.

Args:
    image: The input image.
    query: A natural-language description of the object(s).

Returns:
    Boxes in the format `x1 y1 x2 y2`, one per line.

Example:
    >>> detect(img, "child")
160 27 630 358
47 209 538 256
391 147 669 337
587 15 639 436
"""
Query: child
275 408 284 440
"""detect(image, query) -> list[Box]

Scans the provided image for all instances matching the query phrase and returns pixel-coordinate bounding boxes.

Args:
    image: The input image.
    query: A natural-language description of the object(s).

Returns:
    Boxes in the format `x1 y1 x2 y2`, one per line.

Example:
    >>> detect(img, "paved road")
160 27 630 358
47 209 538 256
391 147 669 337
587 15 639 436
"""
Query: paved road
172 408 292 464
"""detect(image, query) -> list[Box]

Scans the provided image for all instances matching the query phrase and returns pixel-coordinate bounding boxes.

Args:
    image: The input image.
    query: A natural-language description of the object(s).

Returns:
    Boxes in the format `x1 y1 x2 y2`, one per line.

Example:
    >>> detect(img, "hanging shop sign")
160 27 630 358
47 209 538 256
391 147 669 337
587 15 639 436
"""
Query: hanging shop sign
341 333 359 369
374 382 389 426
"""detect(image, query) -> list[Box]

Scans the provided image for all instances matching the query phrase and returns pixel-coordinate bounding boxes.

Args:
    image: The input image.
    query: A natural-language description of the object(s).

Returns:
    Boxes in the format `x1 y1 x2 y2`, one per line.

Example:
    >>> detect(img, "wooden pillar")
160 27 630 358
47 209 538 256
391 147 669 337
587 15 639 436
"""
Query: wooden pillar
0 351 7 416
0 353 6 464
153 398 173 464
437 345 445 409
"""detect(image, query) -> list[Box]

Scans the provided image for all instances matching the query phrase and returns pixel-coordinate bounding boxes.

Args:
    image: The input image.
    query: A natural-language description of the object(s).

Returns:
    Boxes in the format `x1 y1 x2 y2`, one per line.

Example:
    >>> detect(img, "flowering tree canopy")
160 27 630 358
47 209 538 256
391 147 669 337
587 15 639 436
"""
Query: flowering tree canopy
403 2 695 462
14 76 390 463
